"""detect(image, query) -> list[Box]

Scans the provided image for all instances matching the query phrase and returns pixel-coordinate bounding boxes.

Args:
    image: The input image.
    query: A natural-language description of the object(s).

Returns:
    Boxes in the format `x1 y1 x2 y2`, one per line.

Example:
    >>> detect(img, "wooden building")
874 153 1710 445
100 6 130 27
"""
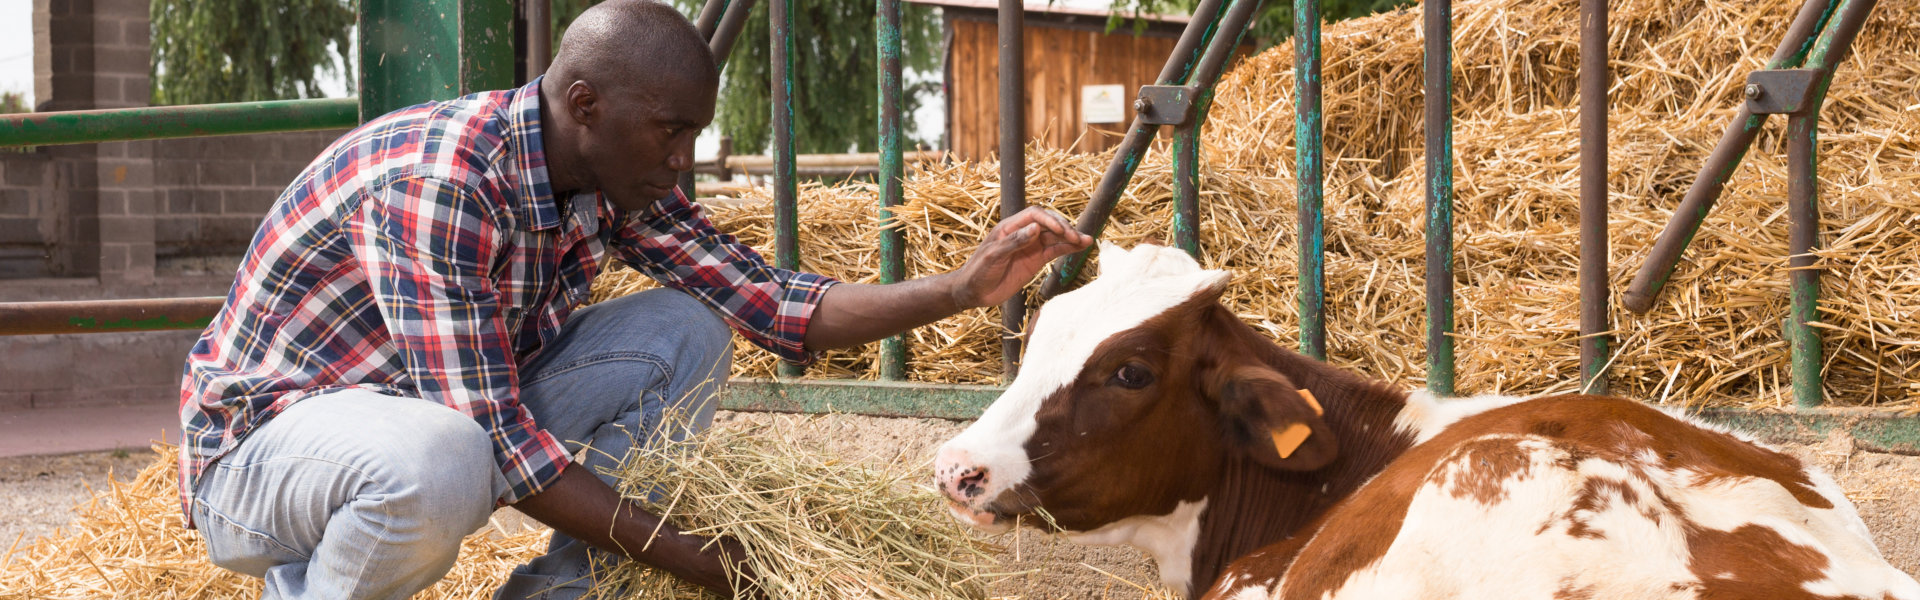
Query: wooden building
918 0 1254 160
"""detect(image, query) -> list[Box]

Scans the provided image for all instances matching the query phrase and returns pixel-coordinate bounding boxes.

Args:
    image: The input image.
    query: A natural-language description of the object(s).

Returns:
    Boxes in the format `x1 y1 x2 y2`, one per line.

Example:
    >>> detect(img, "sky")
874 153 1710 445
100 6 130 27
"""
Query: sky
1 1 32 105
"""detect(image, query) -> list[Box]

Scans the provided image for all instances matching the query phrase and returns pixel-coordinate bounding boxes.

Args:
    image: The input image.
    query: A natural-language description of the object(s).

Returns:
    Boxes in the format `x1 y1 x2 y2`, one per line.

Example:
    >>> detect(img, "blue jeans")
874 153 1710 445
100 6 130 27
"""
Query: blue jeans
190 289 733 600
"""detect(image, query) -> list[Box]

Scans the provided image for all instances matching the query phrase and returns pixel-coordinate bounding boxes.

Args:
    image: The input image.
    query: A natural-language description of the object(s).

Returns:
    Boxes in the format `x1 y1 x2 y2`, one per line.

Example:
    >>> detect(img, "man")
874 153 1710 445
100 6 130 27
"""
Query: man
177 1 1091 598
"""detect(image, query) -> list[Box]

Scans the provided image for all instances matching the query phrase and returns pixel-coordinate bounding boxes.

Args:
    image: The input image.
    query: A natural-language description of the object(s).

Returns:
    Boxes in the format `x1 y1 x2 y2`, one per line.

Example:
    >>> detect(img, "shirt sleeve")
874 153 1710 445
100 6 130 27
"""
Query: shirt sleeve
606 189 838 364
350 175 570 505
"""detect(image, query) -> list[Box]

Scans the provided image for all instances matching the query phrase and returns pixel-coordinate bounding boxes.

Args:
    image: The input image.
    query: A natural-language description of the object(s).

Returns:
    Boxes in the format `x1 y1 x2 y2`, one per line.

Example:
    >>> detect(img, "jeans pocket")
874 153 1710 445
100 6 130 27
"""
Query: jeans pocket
193 498 310 577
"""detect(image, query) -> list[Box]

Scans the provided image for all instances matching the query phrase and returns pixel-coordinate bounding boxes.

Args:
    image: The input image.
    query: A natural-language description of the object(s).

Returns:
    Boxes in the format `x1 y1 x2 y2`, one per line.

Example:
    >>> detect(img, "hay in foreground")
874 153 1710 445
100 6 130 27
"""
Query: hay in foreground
594 0 1920 410
592 418 1007 599
0 445 551 600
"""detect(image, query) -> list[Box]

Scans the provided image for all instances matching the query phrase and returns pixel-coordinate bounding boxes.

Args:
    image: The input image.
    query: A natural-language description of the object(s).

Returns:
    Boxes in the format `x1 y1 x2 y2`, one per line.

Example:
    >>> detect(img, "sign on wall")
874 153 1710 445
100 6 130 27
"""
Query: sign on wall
1081 85 1127 124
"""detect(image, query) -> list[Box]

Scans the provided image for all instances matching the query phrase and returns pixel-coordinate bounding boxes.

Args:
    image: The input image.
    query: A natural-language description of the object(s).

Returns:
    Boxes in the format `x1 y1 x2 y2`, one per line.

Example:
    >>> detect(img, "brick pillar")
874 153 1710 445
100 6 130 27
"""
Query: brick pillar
37 0 156 282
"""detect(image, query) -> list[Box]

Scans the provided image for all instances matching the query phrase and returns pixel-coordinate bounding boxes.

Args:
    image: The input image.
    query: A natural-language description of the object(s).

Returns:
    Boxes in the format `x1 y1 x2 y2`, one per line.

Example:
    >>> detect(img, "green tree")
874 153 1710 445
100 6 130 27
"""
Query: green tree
150 0 356 105
0 91 27 114
1109 0 1413 48
553 0 943 155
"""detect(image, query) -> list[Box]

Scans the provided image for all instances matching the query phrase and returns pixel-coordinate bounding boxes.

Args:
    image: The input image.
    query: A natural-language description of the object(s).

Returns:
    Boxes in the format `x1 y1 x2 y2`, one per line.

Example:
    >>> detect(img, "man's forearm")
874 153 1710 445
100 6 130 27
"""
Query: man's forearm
512 464 739 593
801 273 967 351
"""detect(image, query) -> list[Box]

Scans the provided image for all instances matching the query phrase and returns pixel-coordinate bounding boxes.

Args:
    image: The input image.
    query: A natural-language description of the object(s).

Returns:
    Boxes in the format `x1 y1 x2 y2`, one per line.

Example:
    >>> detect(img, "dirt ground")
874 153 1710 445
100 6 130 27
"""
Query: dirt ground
2 412 1915 598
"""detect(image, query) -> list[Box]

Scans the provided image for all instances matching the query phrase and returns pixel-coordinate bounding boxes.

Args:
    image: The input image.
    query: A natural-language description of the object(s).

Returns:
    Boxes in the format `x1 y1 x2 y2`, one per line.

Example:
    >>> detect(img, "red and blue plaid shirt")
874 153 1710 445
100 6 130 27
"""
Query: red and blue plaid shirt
179 78 835 519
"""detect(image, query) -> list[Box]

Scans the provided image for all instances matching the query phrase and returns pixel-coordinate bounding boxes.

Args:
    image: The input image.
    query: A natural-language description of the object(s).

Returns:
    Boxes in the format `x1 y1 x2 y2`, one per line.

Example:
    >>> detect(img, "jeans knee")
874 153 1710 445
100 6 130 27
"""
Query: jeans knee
364 402 498 526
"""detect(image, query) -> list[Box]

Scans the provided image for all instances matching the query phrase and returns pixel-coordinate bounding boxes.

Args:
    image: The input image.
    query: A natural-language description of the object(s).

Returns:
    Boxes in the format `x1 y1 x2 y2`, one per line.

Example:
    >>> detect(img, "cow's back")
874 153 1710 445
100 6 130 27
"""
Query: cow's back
1207 395 1920 600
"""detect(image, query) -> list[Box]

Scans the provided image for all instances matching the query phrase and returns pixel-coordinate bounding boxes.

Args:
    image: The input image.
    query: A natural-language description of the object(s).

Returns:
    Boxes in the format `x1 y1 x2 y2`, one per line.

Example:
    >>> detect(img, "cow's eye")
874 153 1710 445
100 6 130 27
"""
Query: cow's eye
1110 363 1154 389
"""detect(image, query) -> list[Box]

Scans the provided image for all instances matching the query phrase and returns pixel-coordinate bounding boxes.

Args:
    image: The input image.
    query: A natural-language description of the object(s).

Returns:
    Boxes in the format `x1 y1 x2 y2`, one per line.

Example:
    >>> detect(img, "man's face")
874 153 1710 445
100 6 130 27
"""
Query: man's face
577 79 717 211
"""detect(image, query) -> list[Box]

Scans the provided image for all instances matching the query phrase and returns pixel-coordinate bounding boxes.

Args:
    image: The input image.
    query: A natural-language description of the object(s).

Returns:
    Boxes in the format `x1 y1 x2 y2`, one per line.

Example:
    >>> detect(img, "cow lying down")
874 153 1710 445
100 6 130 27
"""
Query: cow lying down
933 242 1920 600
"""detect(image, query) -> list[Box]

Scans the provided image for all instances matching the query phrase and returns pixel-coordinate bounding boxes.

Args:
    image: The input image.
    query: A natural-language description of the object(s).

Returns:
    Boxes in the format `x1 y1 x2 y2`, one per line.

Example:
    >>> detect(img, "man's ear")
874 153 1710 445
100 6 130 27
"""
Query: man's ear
1208 365 1338 472
565 81 598 124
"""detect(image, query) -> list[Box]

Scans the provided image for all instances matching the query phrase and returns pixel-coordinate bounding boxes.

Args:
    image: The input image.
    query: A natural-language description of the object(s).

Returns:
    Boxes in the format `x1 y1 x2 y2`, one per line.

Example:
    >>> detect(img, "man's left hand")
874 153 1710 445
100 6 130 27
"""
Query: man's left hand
949 207 1094 310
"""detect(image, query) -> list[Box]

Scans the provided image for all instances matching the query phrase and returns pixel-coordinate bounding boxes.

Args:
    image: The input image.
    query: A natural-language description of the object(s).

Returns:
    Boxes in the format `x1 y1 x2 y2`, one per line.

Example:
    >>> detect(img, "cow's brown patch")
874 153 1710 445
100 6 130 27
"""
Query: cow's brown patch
1686 523 1834 600
1562 477 1642 540
1555 579 1596 600
1426 436 1537 505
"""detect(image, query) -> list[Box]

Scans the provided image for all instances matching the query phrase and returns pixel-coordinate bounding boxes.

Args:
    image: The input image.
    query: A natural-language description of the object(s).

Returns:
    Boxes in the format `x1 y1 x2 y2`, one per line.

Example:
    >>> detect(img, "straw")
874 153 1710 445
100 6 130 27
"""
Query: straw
595 0 1920 410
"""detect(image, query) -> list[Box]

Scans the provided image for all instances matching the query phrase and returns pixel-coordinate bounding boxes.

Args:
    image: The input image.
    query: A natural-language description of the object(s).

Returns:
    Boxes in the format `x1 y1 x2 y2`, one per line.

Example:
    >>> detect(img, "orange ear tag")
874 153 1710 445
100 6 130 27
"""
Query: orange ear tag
1269 423 1313 459
1298 389 1323 417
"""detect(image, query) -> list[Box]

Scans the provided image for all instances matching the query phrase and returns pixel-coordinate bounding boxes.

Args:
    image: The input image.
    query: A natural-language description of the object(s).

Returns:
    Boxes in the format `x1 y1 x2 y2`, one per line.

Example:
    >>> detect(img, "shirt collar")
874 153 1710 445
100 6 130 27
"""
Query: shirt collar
506 76 564 231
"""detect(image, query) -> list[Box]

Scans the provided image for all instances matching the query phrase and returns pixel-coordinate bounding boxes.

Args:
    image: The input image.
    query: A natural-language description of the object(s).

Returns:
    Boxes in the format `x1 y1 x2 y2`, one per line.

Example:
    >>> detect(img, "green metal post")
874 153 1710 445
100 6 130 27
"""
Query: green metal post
1423 0 1455 396
359 0 514 120
1785 0 1876 408
0 99 360 147
1294 0 1326 360
772 0 804 379
1173 0 1263 259
876 0 909 380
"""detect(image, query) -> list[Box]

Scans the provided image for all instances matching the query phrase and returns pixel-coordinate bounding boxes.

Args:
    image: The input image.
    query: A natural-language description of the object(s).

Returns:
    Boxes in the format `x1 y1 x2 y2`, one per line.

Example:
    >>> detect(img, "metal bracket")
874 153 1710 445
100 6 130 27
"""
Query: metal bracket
1136 85 1198 125
1744 69 1825 115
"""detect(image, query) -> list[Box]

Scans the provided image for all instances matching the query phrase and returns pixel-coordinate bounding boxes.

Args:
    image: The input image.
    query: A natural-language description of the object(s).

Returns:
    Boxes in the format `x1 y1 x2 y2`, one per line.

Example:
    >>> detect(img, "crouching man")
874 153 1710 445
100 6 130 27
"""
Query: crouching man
177 1 1091 598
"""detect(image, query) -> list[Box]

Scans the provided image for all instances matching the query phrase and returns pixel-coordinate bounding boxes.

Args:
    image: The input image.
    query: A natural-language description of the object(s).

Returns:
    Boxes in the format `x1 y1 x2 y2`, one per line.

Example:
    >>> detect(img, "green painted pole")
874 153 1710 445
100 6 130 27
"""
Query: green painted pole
0 297 224 336
1619 0 1835 314
1785 0 1877 408
876 0 909 380
772 0 804 379
459 0 517 94
359 0 458 118
1173 0 1263 259
1423 0 1456 396
0 99 359 147
1294 0 1326 360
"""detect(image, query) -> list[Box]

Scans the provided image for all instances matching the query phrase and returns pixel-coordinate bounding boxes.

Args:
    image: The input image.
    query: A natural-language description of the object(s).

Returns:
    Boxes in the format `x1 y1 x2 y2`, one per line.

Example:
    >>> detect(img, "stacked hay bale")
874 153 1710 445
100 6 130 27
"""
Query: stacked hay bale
598 0 1920 409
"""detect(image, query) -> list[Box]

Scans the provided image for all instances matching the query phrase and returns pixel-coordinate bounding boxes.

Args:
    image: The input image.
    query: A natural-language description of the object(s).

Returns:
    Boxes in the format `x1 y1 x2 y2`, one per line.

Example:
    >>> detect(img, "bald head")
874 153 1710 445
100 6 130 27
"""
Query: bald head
549 0 718 95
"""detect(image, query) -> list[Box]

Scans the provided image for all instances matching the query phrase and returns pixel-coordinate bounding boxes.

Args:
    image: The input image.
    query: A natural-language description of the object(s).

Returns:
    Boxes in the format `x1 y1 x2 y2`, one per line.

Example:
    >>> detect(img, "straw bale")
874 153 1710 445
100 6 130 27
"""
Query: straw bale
591 418 1005 599
0 445 551 599
597 0 1920 409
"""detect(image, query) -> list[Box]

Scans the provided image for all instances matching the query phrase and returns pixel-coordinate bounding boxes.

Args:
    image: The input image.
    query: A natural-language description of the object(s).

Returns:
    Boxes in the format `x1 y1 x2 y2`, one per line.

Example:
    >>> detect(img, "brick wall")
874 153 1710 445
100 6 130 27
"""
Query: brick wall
151 130 348 260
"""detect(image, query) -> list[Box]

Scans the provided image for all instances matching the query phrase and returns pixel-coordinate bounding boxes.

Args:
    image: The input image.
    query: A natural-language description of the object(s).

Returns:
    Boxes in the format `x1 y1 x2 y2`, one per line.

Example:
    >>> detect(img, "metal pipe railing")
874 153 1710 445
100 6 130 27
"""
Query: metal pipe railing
1172 0 1263 258
1295 0 1326 360
1786 0 1876 408
997 0 1029 378
679 0 757 203
527 0 553 78
877 0 910 380
1423 0 1456 396
1579 0 1611 395
0 297 223 336
1038 0 1230 297
0 98 359 148
1619 0 1837 314
771 0 802 378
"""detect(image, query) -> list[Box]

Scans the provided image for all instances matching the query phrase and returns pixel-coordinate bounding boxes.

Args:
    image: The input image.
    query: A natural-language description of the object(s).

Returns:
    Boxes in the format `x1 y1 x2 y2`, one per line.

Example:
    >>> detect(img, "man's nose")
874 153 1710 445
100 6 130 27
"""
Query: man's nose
667 139 695 172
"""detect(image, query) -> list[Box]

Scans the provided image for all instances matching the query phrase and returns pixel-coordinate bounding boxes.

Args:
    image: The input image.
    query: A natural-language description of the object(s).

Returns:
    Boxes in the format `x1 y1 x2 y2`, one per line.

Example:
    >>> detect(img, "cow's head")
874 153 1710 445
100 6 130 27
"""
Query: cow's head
933 243 1338 541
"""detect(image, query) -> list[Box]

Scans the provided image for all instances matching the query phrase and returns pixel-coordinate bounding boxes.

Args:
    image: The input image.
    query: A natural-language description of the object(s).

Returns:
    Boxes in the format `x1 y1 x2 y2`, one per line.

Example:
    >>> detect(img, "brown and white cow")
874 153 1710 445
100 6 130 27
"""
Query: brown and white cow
933 242 1920 600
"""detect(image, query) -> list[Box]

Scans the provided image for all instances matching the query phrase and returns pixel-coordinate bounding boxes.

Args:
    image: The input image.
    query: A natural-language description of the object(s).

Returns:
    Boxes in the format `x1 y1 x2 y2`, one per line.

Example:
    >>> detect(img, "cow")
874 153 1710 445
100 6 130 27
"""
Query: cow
932 242 1920 600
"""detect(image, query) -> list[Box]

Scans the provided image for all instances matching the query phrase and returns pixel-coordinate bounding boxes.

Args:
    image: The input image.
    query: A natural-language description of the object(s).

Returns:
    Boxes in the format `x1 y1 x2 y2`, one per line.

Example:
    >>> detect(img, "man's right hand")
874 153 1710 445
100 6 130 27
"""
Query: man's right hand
511 463 755 597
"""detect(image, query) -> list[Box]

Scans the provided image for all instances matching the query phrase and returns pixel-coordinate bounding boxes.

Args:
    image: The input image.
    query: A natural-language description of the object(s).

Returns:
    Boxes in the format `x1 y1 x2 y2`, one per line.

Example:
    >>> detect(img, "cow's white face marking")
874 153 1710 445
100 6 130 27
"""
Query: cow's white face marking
1067 498 1209 594
936 243 1228 523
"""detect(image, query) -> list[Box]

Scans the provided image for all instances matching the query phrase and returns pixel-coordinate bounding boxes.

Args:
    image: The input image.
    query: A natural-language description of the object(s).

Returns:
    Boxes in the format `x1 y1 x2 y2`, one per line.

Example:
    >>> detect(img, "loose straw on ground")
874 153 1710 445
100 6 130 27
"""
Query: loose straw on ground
591 418 1009 599
596 0 1920 411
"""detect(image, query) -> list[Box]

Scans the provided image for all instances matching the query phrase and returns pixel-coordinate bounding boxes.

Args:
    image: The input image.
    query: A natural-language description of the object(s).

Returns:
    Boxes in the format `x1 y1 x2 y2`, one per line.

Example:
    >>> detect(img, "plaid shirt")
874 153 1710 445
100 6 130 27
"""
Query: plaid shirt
179 78 835 520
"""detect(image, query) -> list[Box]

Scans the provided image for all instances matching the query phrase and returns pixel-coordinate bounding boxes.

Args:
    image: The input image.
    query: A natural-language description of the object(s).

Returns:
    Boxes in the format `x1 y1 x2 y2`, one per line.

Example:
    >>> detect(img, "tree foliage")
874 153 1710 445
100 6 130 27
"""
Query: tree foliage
150 0 356 105
554 0 943 155
1108 0 1413 48
0 91 27 114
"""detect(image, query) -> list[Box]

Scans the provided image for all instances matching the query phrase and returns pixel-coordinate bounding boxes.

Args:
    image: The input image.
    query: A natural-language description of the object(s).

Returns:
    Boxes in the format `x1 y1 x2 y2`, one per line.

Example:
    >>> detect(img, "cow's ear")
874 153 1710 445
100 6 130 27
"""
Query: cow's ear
1209 366 1338 472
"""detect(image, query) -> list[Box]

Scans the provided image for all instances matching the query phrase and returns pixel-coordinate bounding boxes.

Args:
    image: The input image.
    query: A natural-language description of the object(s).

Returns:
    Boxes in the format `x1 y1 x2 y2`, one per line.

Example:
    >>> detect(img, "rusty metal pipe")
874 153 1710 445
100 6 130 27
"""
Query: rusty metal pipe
1578 0 1611 394
0 297 224 336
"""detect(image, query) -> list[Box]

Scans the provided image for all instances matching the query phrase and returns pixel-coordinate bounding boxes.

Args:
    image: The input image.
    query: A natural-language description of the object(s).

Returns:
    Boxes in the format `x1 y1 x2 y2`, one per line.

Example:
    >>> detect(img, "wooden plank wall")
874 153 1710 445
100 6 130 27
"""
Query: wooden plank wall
948 16 1180 160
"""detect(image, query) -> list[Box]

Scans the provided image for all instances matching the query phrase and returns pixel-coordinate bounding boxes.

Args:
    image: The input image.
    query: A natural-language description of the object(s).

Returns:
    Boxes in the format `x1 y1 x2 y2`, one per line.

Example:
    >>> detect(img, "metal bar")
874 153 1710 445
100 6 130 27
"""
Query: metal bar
1295 0 1326 360
772 0 803 379
877 0 910 380
0 297 223 336
1579 0 1610 395
459 0 517 94
721 378 1003 420
1619 0 1837 314
710 0 758 64
0 99 359 147
1172 0 1264 259
679 0 748 214
998 0 1028 379
1423 0 1455 397
1693 408 1920 456
1037 0 1230 298
527 0 553 78
1784 0 1877 408
360 0 460 118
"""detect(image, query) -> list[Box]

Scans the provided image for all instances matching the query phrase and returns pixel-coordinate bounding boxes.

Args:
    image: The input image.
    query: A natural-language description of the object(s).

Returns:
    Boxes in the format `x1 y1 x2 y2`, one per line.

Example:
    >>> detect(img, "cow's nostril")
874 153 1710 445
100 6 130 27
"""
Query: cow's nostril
956 467 989 498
